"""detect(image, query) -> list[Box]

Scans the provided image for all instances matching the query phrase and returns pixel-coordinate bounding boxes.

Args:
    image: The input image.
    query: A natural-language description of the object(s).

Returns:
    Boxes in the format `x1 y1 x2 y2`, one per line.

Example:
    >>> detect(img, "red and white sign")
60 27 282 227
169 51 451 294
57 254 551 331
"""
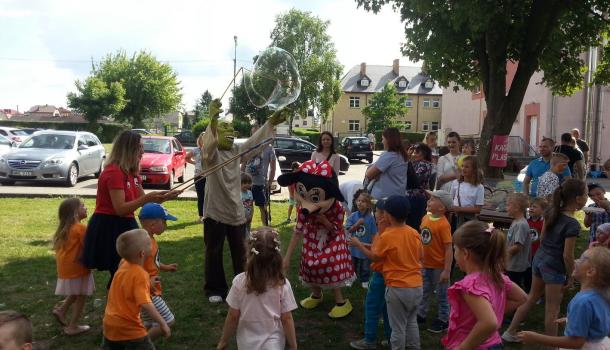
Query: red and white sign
489 135 508 167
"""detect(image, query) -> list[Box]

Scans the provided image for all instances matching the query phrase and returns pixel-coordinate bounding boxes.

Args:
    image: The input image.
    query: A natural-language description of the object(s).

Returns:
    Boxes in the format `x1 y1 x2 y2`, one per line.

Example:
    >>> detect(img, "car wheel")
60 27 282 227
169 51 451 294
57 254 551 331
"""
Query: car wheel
367 156 373 163
178 165 185 183
66 163 78 187
94 161 103 178
1 180 15 186
165 171 174 190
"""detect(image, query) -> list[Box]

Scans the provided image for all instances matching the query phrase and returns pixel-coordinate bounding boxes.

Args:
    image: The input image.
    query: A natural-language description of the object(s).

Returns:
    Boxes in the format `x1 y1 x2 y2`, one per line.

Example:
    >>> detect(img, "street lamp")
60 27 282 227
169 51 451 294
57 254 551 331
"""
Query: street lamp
233 35 238 92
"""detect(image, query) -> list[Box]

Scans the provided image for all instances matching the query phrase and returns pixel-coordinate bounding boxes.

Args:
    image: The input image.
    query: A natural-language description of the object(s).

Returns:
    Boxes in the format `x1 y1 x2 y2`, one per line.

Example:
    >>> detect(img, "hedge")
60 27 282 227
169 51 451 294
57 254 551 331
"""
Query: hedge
0 120 128 143
292 128 321 145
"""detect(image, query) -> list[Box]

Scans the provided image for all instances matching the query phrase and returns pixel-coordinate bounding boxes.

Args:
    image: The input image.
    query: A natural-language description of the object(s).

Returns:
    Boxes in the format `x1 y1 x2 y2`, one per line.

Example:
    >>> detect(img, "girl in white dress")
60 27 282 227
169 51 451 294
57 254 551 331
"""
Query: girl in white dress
217 227 298 350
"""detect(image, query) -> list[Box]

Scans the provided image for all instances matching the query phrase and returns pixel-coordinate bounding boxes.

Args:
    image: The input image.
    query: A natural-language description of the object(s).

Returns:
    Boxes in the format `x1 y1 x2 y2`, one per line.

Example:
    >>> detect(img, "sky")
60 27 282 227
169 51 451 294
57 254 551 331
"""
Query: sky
0 0 417 113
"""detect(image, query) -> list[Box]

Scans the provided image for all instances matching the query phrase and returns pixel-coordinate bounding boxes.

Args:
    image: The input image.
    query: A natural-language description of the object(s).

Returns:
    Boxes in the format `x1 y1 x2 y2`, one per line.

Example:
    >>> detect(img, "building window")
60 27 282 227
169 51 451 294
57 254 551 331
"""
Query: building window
432 99 441 108
348 120 360 131
423 98 430 108
424 80 434 89
303 120 307 126
398 80 407 88
349 96 360 108
404 98 413 107
361 78 369 87
422 121 439 131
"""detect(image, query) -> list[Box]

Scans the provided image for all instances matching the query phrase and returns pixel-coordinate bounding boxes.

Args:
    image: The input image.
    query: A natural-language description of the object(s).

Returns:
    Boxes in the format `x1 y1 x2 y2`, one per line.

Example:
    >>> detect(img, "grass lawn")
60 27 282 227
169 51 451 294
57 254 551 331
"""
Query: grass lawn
0 198 589 349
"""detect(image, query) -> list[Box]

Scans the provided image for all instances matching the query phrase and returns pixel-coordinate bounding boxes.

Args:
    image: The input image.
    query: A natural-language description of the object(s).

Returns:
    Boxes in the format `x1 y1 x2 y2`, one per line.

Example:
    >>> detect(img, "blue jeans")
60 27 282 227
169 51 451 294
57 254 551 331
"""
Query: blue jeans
352 256 371 283
417 268 449 322
364 272 391 343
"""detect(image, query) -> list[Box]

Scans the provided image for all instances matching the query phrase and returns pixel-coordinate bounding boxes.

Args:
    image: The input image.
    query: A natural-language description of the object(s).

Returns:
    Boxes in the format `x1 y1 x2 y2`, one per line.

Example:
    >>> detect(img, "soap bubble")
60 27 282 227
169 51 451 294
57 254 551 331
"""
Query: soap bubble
244 47 301 110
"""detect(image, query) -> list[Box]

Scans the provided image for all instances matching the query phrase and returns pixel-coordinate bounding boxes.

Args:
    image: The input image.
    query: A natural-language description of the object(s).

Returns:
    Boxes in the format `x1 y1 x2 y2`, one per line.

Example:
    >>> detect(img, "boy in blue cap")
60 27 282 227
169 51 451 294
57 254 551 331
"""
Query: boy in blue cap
138 203 178 341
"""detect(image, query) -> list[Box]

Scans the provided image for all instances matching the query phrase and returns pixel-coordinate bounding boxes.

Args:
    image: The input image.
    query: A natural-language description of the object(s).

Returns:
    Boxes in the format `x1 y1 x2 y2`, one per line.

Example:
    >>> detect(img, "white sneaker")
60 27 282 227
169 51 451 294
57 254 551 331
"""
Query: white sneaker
361 282 369 289
501 331 521 343
208 295 223 303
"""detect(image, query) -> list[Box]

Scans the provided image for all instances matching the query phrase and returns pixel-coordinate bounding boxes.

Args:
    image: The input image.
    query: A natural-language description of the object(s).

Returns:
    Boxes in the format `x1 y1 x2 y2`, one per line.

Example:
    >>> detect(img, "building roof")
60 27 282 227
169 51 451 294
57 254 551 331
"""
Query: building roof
341 63 443 95
28 104 60 113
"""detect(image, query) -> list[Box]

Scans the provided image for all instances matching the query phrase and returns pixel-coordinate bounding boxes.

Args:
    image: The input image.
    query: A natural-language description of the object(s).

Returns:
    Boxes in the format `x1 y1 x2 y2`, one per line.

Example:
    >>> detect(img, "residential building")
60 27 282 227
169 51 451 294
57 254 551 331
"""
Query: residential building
442 59 610 166
324 59 443 137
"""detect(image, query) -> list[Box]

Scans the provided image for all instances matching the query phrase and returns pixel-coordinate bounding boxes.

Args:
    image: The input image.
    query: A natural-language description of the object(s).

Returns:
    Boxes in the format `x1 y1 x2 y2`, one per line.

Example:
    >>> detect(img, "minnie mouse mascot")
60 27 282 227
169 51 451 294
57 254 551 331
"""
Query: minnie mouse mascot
279 160 356 318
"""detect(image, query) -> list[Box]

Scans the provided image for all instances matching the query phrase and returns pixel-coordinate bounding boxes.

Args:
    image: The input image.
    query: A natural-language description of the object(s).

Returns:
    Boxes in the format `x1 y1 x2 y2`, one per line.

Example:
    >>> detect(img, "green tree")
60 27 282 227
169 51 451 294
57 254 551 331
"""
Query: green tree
194 90 213 122
94 51 182 128
356 0 610 177
270 9 343 134
67 76 126 131
363 83 407 134
229 81 270 127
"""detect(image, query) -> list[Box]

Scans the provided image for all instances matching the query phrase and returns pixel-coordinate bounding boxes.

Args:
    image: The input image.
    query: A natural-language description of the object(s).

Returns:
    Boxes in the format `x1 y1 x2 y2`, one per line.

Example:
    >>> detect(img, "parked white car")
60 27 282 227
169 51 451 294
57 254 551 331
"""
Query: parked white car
0 135 16 156
0 127 28 144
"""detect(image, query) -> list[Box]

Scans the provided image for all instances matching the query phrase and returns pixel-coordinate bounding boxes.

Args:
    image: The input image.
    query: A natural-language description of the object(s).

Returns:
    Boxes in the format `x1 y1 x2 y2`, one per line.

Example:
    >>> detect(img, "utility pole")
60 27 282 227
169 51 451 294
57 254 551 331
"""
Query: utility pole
233 35 238 93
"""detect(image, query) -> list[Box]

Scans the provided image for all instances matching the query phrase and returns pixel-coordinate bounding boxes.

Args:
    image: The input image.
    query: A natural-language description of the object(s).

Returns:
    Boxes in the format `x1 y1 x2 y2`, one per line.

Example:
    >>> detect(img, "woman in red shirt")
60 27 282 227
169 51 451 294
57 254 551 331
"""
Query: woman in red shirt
81 131 178 286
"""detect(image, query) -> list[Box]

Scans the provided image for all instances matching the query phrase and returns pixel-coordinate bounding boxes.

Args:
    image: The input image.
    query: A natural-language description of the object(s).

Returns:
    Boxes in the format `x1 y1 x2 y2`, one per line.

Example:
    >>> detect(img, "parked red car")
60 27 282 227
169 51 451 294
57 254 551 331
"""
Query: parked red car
140 136 187 189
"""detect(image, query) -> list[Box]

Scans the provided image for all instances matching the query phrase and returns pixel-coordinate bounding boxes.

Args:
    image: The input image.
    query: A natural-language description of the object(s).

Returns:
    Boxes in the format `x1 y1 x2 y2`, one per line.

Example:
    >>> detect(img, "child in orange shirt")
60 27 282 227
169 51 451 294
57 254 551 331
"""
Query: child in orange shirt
417 190 453 334
138 203 178 340
102 229 170 350
52 197 94 336
351 195 423 350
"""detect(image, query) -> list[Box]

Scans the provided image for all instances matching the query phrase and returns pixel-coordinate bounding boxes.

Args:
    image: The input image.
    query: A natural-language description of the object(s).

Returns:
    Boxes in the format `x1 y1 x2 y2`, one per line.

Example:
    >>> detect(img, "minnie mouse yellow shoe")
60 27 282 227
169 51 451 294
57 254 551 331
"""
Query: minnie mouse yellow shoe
300 294 323 309
328 299 352 319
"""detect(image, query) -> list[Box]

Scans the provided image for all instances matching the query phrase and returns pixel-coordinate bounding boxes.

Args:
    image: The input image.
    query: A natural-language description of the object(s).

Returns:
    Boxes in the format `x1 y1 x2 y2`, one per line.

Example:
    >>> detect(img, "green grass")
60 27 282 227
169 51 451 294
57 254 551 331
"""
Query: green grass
0 198 589 349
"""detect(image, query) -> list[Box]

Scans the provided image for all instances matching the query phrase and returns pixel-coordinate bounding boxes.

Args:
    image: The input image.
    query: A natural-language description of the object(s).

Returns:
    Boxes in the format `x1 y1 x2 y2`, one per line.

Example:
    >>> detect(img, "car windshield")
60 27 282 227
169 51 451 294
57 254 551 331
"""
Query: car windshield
350 138 370 144
143 139 171 154
19 134 75 149
10 130 28 136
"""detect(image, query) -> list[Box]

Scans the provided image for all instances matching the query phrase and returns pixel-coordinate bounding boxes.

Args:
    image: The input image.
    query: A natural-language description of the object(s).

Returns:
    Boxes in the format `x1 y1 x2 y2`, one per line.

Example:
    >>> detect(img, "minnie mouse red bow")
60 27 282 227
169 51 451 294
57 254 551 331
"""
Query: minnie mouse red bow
299 160 333 178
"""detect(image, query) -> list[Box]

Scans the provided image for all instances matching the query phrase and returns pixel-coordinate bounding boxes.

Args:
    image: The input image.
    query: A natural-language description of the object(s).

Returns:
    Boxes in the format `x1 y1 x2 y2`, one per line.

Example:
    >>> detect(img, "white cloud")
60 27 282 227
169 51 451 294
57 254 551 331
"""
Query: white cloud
0 0 416 113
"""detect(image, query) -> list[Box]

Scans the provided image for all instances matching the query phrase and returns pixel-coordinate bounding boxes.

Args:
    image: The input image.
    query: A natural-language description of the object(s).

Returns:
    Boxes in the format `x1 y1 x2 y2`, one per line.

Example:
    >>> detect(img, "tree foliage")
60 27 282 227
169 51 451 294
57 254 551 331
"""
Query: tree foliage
362 83 407 134
67 76 126 130
228 81 271 127
270 9 343 132
356 0 610 176
94 51 182 128
194 90 213 122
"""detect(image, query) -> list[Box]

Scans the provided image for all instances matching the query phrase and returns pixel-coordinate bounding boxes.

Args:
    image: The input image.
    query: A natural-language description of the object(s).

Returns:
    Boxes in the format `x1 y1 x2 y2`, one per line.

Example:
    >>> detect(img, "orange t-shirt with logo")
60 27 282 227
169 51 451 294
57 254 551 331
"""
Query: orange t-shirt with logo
373 225 423 288
56 223 89 279
420 214 452 269
143 236 162 296
103 260 152 341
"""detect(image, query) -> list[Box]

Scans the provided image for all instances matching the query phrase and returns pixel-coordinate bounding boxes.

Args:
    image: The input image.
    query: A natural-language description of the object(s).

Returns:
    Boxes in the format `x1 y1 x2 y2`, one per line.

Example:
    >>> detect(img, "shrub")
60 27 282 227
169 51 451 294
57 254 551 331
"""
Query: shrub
191 118 210 139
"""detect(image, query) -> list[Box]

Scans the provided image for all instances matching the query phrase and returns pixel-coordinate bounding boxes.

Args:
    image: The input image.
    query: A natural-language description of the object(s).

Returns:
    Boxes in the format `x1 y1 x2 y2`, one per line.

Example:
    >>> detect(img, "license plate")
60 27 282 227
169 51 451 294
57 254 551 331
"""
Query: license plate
357 153 366 157
141 175 147 181
12 170 32 176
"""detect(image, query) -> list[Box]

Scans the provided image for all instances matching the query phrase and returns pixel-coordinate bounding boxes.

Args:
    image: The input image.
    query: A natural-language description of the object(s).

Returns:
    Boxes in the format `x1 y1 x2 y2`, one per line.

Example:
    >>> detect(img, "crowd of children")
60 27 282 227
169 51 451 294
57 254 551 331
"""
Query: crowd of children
4 156 610 350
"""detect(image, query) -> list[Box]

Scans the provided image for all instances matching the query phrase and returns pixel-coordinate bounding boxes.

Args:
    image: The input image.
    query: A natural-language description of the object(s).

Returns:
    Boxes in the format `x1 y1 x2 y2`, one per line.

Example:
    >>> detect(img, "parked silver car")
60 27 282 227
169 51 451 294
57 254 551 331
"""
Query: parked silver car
0 131 106 186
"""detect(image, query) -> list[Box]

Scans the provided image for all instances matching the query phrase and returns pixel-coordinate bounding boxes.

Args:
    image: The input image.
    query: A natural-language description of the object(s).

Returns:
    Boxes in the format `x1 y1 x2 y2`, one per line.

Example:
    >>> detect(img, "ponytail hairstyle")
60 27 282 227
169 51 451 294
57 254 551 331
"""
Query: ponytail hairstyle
246 227 285 294
545 178 587 229
53 197 82 250
453 220 507 286
586 247 610 302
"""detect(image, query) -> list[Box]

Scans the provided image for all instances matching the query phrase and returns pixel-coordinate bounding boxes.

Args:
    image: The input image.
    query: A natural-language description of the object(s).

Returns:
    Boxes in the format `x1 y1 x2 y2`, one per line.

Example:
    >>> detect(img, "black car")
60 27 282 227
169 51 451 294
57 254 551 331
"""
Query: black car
273 136 349 174
338 137 373 163
173 131 196 146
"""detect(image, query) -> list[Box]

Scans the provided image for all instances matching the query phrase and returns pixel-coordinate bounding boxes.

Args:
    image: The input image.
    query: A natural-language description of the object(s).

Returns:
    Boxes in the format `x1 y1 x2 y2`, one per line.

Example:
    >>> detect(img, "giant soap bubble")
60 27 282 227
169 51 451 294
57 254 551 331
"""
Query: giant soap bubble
244 47 301 110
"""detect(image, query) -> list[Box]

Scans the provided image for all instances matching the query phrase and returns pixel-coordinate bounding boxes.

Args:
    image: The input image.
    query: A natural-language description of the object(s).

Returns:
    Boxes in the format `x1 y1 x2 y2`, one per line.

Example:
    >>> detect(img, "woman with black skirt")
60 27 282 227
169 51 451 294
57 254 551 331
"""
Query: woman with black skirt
81 131 178 286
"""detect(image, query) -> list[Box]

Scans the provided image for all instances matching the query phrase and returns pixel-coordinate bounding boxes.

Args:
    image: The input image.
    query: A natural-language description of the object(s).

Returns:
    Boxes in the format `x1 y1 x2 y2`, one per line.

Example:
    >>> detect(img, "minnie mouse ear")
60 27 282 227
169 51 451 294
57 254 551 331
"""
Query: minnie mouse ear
277 172 301 186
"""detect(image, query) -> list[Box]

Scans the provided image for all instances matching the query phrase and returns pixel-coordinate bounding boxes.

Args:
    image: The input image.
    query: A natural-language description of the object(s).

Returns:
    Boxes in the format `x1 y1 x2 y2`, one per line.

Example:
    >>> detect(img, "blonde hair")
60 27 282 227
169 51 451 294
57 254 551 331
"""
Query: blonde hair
508 193 529 216
550 152 569 167
453 220 507 287
586 247 610 302
53 197 82 250
116 229 151 262
246 227 285 294
459 156 484 186
106 131 142 175
356 192 374 214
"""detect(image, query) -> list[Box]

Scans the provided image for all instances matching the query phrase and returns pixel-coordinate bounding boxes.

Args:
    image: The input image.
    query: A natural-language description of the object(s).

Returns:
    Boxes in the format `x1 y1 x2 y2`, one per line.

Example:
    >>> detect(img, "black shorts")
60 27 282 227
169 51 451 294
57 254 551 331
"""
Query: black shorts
251 185 268 206
102 336 155 350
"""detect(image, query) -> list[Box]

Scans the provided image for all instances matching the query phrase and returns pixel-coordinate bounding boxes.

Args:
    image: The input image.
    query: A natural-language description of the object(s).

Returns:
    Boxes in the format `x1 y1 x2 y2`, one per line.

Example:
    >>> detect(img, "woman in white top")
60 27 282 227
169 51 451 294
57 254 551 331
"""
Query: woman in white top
450 155 485 226
185 133 206 222
436 131 462 191
311 131 341 172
